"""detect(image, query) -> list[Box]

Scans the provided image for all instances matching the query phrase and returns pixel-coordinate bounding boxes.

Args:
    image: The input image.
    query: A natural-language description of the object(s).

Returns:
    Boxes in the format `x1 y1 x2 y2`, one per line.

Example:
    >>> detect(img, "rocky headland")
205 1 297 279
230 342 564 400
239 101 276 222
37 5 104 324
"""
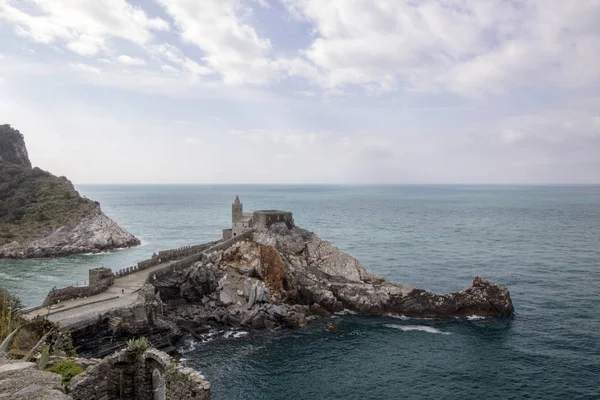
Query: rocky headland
67 223 514 358
0 124 140 258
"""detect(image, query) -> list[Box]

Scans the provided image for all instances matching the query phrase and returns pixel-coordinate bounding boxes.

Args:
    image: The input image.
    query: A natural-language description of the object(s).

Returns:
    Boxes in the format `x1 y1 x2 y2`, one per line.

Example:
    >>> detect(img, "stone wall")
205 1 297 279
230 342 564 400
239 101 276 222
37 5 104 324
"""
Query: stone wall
42 270 114 307
89 267 113 285
147 232 253 286
251 210 295 230
114 242 219 279
36 241 219 308
70 348 210 400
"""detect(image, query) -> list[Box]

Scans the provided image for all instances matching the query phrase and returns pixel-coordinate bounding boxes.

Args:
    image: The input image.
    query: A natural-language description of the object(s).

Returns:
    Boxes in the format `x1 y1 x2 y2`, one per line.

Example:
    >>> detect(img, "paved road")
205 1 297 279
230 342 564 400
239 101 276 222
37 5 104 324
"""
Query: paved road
23 260 177 329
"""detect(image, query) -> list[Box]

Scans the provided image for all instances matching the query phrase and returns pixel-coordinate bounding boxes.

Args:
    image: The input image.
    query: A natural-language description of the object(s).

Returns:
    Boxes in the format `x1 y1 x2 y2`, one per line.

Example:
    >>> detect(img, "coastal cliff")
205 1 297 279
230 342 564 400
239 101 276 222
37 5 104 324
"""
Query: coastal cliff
0 124 140 258
68 224 514 357
153 224 514 329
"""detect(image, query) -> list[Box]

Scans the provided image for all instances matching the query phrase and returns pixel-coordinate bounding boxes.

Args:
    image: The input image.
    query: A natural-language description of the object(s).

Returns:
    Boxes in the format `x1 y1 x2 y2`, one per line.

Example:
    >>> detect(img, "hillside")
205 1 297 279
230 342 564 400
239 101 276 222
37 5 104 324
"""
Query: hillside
0 125 140 258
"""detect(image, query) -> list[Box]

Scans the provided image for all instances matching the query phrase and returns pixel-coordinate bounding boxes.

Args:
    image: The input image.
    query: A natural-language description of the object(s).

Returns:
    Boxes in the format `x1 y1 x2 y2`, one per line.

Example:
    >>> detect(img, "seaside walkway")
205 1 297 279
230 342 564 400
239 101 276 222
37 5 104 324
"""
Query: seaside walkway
22 259 178 329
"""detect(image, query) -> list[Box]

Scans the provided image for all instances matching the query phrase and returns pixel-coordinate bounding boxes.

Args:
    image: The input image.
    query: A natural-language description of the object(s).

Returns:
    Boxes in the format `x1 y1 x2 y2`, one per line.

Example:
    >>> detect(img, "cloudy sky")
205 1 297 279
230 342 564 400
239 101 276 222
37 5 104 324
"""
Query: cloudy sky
0 0 599 184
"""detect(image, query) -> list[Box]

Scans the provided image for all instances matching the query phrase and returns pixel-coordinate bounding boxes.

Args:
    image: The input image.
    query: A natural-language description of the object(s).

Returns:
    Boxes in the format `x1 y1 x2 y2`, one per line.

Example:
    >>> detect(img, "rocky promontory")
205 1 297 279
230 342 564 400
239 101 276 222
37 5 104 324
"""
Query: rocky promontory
69 223 514 357
0 124 140 258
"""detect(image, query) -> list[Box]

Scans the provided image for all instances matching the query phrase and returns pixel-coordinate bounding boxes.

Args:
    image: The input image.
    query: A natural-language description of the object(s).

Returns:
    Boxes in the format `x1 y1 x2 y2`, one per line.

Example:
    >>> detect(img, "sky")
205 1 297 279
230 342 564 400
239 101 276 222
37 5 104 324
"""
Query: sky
0 0 599 184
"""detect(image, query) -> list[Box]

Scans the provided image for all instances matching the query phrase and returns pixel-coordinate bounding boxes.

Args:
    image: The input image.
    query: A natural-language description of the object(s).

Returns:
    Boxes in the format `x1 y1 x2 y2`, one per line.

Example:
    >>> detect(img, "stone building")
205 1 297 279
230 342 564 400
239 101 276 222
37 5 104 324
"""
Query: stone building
69 348 210 400
222 196 294 240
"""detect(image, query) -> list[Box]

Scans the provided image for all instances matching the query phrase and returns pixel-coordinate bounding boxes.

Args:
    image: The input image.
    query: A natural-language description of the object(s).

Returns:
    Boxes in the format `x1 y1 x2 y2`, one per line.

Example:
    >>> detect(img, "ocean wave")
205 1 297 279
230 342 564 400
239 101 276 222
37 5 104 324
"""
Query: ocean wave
466 315 487 321
334 309 358 316
385 313 433 321
82 251 111 256
384 324 450 335
223 330 249 339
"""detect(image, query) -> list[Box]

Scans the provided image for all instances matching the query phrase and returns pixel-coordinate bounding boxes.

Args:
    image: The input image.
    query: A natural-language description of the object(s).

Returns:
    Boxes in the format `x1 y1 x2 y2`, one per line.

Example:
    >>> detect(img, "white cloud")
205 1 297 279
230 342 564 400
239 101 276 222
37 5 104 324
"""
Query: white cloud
68 63 101 74
0 77 4 84
0 0 169 56
156 0 276 85
282 0 600 96
184 137 201 145
97 58 113 64
117 55 146 66
151 44 212 80
161 64 178 73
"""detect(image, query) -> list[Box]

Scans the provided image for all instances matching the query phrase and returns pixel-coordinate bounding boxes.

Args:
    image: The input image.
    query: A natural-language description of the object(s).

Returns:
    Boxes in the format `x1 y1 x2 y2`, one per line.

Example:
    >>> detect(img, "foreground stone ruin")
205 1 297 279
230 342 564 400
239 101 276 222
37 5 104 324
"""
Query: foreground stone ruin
0 348 209 399
70 348 210 400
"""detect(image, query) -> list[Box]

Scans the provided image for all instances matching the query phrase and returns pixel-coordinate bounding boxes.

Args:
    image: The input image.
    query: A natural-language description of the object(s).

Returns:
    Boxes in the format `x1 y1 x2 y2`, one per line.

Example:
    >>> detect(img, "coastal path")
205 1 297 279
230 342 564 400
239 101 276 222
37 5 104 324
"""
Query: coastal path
22 259 178 329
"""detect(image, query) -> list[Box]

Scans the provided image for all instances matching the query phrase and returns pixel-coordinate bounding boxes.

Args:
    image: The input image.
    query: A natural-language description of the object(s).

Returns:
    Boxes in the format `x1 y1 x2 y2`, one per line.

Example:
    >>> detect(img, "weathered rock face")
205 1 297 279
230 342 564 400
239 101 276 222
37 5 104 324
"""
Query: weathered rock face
71 286 177 358
0 362 70 399
0 208 141 258
147 223 513 335
0 124 31 167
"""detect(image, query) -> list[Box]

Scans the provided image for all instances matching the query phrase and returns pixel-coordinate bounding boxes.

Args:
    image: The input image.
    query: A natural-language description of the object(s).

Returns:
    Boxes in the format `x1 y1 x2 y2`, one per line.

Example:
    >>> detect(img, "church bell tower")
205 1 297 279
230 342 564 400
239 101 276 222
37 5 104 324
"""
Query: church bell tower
232 195 243 223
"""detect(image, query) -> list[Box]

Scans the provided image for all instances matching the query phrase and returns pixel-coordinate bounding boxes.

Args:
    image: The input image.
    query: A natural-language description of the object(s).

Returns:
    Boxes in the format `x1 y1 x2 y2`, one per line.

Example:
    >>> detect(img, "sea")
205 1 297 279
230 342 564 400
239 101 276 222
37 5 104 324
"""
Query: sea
1 185 599 399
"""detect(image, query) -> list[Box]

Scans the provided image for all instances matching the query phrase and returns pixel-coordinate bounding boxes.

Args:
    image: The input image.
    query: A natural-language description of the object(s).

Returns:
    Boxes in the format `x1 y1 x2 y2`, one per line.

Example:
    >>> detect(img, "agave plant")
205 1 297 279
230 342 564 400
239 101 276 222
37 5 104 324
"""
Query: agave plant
23 331 51 362
37 344 50 370
0 325 24 359
126 336 150 354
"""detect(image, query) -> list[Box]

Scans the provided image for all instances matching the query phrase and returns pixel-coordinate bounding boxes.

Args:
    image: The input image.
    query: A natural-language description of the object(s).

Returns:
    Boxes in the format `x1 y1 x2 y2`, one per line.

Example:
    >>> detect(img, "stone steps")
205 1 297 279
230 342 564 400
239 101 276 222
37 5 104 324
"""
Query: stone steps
108 316 122 331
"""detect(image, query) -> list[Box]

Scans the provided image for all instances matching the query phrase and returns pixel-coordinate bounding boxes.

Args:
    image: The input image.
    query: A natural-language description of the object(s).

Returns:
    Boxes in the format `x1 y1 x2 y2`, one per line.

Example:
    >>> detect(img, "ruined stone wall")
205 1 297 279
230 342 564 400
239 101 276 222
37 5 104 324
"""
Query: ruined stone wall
42 272 114 307
70 348 210 400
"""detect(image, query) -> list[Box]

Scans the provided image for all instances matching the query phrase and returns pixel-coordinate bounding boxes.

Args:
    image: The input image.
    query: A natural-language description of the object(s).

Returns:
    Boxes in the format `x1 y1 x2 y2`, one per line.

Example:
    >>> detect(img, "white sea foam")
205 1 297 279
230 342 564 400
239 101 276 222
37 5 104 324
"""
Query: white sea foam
82 251 111 256
223 330 249 339
334 309 358 316
385 313 433 321
466 315 487 321
223 330 234 339
384 324 450 335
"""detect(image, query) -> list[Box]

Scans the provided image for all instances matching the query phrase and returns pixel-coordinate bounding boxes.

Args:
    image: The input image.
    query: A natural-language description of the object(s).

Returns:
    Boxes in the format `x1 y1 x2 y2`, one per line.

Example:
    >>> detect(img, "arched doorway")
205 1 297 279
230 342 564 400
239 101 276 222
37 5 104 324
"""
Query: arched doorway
152 368 166 400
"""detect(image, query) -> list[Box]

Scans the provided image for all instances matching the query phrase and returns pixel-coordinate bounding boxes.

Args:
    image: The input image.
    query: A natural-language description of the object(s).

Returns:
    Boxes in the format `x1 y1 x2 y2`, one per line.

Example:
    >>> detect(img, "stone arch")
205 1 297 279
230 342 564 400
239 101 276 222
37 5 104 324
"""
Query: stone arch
137 352 169 400
107 361 135 399
152 368 166 400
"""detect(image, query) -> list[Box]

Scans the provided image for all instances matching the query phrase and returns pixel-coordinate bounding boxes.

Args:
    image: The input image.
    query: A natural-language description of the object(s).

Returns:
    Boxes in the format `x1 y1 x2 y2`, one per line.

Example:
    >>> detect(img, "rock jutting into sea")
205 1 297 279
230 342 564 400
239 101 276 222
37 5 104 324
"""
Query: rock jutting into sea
0 124 140 258
64 222 514 358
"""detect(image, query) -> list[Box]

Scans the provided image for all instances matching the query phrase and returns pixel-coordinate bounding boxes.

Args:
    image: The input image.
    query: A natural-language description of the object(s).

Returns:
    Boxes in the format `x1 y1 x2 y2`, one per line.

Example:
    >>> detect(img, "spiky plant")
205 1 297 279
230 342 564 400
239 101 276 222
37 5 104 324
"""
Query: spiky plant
126 336 150 354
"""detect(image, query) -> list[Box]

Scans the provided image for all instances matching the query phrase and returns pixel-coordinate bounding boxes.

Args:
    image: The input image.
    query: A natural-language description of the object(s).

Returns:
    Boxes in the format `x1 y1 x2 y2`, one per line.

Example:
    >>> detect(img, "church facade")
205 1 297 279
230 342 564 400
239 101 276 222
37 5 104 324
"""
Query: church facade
222 196 294 240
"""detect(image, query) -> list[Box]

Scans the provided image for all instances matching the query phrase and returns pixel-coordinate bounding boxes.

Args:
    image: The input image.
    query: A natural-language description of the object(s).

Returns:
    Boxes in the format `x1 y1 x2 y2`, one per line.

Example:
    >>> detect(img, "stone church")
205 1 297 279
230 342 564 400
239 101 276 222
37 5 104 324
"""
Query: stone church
222 196 294 240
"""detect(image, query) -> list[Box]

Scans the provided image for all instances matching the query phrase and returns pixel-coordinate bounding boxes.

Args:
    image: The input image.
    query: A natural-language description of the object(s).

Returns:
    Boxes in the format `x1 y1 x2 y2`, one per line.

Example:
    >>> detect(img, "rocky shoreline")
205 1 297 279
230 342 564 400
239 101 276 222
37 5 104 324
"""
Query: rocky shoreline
67 223 514 358
0 207 140 259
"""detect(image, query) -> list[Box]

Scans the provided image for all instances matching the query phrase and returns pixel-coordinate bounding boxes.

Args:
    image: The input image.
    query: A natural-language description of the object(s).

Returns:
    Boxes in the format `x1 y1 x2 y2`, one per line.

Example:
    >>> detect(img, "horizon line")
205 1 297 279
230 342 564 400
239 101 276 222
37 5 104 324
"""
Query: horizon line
74 182 600 186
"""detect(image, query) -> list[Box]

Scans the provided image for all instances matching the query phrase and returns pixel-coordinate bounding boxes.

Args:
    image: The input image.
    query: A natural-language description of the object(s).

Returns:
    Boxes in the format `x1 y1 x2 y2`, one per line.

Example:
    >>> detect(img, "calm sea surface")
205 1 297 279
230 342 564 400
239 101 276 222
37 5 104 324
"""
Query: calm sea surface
1 185 599 399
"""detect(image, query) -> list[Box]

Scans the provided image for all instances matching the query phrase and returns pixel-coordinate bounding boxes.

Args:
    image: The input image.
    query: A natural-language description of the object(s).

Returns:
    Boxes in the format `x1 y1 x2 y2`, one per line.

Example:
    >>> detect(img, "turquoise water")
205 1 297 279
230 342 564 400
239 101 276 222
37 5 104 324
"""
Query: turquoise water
1 185 599 399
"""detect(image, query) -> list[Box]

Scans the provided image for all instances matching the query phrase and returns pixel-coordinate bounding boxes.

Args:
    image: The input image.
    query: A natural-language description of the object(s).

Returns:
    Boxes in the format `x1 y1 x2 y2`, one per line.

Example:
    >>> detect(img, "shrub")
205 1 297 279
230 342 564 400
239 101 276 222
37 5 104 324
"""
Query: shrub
126 336 150 354
0 288 23 341
44 360 84 386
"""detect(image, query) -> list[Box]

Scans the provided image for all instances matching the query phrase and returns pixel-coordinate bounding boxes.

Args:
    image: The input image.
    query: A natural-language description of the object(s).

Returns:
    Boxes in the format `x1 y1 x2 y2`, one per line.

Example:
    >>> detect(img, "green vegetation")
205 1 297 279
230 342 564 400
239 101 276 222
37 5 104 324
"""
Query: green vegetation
0 156 97 247
0 288 23 341
126 336 150 354
0 289 75 358
44 360 84 386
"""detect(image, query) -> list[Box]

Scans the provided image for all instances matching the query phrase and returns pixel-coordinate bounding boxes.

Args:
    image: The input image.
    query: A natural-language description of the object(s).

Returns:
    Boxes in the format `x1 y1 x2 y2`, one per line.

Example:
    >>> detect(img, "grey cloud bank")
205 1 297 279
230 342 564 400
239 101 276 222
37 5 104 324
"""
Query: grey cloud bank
0 0 598 184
